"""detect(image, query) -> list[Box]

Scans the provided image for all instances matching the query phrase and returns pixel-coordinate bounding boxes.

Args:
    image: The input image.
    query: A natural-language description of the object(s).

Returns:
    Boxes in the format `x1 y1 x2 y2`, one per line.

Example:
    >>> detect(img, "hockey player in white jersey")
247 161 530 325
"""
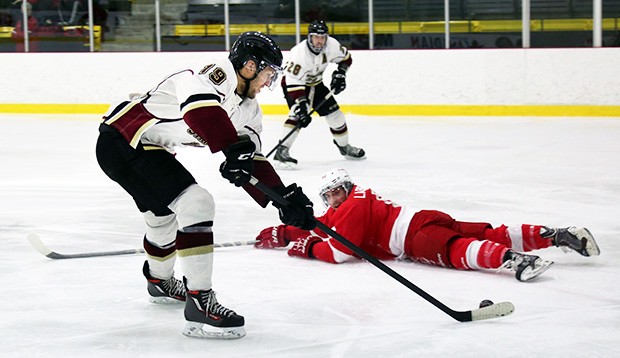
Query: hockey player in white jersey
95 32 315 339
274 20 366 168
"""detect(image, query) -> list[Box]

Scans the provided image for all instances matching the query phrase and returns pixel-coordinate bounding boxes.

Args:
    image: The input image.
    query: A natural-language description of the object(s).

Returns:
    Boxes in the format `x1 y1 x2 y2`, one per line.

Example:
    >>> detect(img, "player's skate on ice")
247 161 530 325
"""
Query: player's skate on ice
274 20 365 169
97 31 316 339
143 261 186 304
542 226 600 256
183 281 245 339
255 168 600 282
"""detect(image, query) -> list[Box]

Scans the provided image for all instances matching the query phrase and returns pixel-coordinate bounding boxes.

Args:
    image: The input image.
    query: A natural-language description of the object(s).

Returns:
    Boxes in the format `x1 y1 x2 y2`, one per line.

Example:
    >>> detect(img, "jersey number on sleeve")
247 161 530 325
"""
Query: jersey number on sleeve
208 68 226 85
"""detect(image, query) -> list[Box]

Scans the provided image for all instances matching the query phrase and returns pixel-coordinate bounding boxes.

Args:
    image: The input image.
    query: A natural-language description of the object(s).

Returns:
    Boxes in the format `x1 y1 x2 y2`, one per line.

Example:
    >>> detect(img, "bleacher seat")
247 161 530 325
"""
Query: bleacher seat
183 0 279 25
572 0 620 18
530 0 570 19
465 0 518 20
409 1 453 21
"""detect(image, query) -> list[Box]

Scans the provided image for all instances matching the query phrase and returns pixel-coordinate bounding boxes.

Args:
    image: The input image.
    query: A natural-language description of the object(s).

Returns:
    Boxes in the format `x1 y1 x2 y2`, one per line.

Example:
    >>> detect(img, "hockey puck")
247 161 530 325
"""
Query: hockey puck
479 299 494 308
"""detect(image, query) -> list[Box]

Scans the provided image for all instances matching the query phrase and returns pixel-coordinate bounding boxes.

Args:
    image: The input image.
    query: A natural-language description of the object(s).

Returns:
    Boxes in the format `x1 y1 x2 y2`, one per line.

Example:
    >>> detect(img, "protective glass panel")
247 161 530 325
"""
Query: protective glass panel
2 0 103 52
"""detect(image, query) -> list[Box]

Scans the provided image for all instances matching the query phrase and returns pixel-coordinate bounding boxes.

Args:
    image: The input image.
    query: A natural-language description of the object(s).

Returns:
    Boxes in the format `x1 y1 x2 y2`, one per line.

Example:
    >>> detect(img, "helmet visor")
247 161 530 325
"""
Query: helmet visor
258 62 283 90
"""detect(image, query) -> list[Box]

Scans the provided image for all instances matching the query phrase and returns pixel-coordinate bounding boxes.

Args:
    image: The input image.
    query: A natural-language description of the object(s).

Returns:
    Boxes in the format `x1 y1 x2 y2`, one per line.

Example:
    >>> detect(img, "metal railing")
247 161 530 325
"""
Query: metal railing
1 0 617 52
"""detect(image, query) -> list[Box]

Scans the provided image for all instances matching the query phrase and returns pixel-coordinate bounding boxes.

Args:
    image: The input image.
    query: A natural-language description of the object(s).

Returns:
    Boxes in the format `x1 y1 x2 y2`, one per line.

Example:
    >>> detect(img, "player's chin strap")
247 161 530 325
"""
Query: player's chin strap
237 73 255 98
248 175 515 323
237 62 260 98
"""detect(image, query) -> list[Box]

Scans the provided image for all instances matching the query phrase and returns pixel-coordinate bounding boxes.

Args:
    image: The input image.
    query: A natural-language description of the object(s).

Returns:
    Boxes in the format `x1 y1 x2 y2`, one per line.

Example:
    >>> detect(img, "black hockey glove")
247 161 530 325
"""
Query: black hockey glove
293 97 312 128
219 137 256 187
330 69 347 95
272 184 316 230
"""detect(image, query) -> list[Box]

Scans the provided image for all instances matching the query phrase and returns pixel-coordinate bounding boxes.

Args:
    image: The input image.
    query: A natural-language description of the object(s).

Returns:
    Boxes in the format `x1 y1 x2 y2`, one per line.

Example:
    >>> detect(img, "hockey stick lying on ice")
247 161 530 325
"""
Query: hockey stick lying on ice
27 233 255 260
265 90 334 158
249 177 515 322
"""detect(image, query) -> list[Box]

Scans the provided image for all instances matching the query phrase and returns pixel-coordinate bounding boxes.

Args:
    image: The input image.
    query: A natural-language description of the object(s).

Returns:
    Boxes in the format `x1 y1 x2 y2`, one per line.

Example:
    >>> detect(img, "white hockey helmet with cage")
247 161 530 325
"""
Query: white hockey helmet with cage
318 168 354 207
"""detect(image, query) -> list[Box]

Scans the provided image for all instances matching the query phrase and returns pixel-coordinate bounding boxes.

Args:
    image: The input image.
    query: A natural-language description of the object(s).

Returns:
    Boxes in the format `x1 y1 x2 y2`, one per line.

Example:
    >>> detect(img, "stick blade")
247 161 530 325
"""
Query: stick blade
470 301 515 321
27 233 54 258
27 233 144 259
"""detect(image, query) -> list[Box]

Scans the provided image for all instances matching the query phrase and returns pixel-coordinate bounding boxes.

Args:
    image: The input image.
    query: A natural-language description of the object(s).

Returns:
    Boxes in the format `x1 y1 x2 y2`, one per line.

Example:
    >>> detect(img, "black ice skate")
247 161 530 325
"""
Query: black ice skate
500 250 554 282
542 226 600 257
183 281 245 339
142 261 186 304
333 140 366 160
274 145 298 169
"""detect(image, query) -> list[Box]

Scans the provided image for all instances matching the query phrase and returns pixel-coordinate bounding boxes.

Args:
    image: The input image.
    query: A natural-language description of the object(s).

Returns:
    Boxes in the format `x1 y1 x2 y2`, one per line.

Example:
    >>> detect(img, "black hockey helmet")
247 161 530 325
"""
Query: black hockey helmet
307 20 329 53
308 20 329 36
229 31 283 75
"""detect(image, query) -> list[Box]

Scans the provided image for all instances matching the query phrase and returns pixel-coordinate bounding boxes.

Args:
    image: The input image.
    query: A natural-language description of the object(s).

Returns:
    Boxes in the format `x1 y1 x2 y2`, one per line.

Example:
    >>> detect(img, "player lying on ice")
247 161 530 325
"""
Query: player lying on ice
255 168 600 282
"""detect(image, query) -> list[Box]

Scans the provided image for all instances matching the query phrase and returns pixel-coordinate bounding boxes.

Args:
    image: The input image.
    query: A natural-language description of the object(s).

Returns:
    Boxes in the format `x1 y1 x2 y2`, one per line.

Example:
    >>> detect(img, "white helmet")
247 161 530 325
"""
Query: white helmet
318 168 354 207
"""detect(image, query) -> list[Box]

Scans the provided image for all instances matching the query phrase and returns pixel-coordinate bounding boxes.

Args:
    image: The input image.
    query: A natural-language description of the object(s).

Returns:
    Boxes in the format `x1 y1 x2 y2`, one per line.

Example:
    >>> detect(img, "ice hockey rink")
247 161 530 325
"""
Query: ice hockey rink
1 113 619 357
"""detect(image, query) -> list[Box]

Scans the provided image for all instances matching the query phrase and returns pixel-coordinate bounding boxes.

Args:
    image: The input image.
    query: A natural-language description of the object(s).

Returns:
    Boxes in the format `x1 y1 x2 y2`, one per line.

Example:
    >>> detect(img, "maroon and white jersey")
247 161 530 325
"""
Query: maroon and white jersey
102 58 263 155
283 37 351 88
101 57 284 207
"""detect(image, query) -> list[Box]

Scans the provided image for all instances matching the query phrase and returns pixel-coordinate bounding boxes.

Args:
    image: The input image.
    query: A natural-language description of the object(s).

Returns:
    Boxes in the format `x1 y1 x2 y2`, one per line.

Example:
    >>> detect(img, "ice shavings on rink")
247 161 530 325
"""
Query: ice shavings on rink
1 114 619 357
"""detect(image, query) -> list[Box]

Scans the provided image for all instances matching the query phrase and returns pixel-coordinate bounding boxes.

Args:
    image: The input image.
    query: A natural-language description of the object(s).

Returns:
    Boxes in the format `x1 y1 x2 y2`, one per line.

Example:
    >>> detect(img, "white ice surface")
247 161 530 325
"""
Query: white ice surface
1 114 619 357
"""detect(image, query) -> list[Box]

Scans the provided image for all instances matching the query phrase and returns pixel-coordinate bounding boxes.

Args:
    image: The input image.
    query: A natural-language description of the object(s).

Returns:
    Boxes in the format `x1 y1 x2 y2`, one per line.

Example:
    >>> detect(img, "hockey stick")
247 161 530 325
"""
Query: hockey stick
27 233 255 260
249 177 515 322
265 90 334 158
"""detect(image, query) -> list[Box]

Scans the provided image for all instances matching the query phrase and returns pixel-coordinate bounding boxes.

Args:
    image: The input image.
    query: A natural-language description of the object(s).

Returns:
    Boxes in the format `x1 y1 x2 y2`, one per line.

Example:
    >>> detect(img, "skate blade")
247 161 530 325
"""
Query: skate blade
273 161 298 170
148 296 184 304
182 321 246 339
518 260 554 282
575 227 600 256
343 153 367 160
559 246 572 254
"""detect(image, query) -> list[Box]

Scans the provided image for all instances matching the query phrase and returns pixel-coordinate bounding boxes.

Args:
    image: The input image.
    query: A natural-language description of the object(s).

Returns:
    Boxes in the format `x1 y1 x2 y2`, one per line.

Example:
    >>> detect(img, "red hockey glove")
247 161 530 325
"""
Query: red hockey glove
287 235 322 259
255 225 290 249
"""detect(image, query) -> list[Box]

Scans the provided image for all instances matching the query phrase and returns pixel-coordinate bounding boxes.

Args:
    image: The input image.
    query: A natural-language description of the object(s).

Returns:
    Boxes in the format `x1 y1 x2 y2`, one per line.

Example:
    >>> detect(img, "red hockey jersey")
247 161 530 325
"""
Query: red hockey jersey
283 185 417 263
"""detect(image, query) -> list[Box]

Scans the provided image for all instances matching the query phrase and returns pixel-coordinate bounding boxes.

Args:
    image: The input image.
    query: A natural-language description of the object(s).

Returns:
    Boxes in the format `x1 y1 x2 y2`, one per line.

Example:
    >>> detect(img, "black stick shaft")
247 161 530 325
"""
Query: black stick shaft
265 91 334 158
248 177 475 322
265 124 299 158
